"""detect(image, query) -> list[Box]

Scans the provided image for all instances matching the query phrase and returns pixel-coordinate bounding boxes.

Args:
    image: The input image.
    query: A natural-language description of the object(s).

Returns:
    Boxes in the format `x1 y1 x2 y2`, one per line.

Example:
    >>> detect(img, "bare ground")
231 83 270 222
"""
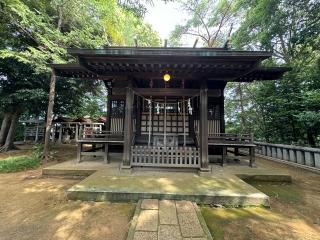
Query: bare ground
202 157 320 240
1 144 320 240
0 144 135 240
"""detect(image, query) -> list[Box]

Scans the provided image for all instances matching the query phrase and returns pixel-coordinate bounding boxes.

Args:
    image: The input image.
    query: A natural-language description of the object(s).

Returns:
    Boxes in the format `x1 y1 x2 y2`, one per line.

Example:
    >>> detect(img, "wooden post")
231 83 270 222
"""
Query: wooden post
58 124 62 143
122 80 134 168
104 143 109 163
77 143 82 163
221 146 226 166
249 146 255 167
106 97 112 132
220 89 225 133
136 96 142 136
35 118 39 143
75 123 79 141
44 68 56 163
199 81 209 170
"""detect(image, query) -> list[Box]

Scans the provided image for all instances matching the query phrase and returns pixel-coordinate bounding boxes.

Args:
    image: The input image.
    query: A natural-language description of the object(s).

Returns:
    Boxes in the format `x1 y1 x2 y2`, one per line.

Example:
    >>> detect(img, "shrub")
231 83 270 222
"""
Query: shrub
0 155 40 173
32 143 44 160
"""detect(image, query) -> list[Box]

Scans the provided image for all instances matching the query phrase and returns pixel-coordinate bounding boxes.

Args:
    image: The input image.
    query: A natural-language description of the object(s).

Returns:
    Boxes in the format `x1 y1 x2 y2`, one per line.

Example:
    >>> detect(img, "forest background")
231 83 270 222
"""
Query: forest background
0 0 319 151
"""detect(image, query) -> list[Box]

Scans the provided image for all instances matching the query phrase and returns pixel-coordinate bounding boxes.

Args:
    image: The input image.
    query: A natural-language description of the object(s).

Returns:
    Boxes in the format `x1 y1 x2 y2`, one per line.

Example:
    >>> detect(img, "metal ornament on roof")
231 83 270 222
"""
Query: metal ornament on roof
188 99 193 115
147 99 152 110
177 102 181 114
156 103 160 115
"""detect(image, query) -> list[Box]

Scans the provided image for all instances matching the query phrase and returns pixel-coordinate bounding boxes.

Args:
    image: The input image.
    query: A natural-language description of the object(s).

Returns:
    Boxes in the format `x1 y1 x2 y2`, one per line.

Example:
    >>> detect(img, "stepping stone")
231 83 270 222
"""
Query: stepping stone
133 231 158 240
136 210 158 232
159 200 178 225
178 212 205 238
176 200 195 213
158 225 182 240
183 238 207 240
141 199 159 210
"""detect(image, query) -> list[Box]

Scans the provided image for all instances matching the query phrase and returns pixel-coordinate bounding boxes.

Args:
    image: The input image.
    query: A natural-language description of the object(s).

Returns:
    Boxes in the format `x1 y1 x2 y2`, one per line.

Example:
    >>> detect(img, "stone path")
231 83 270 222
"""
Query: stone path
127 199 213 240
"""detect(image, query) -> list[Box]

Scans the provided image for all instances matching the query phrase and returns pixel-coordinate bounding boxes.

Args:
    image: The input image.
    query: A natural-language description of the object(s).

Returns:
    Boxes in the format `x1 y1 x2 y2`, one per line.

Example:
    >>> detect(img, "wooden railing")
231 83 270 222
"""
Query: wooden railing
255 142 320 170
208 133 254 144
78 127 124 142
131 146 200 168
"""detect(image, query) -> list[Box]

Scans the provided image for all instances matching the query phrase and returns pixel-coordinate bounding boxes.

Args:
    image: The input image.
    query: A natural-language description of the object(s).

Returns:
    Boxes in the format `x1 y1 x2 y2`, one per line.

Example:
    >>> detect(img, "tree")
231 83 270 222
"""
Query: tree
0 0 161 154
169 0 237 47
227 0 320 146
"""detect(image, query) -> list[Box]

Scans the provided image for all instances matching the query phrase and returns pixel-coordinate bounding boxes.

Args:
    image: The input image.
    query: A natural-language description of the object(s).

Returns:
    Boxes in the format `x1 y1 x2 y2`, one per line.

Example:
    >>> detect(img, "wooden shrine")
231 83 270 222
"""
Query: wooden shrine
50 47 289 172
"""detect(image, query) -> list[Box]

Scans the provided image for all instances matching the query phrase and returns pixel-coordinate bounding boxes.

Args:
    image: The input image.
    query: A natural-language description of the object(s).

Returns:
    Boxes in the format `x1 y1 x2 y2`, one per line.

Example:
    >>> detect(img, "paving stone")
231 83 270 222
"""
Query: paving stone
159 200 178 225
133 231 158 240
141 199 159 210
176 200 195 213
136 210 158 232
178 212 205 238
183 238 207 240
158 225 182 240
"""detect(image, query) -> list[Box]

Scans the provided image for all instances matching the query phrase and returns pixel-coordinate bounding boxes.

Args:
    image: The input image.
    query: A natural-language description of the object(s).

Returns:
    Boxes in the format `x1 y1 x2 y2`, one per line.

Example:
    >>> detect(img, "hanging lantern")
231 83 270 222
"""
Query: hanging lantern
163 73 171 81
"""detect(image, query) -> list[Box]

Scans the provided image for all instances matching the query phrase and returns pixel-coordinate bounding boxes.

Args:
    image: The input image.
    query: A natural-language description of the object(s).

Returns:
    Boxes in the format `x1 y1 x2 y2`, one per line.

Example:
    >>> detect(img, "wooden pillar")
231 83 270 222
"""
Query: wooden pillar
199 81 209 170
104 143 109 163
122 81 134 168
44 68 56 163
106 95 112 132
77 142 82 163
136 96 142 136
249 146 256 167
58 124 62 143
75 123 79 141
220 89 225 133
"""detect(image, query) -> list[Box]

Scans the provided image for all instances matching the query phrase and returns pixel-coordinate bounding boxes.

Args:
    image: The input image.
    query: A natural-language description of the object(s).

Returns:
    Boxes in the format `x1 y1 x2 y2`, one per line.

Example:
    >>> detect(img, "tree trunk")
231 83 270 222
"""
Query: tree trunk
0 113 11 146
0 112 19 152
44 69 57 163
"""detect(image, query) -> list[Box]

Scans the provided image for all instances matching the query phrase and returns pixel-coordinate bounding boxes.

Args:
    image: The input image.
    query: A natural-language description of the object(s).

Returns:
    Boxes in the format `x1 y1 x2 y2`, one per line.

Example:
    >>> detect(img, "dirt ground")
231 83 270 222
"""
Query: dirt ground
0 144 135 240
1 144 320 240
202 157 320 240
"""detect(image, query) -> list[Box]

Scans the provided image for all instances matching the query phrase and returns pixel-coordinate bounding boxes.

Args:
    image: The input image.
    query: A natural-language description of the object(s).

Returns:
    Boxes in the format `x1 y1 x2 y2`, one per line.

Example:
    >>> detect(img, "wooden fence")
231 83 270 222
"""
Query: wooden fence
131 146 200 168
255 142 320 170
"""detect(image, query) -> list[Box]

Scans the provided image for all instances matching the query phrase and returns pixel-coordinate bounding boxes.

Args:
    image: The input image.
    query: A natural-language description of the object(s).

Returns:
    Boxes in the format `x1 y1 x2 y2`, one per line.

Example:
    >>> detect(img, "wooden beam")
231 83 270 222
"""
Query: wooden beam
199 81 209 170
133 88 221 97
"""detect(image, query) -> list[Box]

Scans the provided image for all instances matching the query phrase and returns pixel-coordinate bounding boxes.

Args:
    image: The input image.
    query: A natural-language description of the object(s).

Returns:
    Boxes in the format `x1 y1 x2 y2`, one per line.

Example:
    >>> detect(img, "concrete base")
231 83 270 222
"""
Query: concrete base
66 170 270 206
43 156 292 207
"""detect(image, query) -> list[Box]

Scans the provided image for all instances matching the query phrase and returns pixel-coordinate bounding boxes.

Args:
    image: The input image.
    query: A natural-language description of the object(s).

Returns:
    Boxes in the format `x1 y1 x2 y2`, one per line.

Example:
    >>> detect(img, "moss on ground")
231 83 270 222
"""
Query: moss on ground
201 181 305 239
0 155 40 173
248 181 302 204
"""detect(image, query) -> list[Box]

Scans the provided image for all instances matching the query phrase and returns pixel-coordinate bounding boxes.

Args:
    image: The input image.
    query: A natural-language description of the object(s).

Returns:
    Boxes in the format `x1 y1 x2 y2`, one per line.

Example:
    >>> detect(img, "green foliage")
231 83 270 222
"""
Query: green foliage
0 0 160 123
226 0 320 146
169 0 237 47
32 143 45 160
0 155 40 173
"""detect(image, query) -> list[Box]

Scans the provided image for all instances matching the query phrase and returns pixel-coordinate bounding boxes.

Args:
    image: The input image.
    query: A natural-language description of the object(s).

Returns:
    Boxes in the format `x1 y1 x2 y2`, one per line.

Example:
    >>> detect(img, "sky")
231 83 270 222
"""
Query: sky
144 0 196 46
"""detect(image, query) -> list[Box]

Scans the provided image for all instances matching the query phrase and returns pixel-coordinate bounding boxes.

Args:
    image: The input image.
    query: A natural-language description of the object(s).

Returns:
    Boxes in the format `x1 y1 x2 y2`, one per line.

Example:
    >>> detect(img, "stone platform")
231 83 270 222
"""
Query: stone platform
127 199 213 240
43 155 292 207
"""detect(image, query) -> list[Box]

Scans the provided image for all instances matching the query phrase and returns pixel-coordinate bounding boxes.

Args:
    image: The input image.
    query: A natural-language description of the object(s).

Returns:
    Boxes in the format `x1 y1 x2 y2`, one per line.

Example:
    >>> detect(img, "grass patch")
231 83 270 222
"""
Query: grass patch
248 181 302 204
201 206 281 240
0 155 40 173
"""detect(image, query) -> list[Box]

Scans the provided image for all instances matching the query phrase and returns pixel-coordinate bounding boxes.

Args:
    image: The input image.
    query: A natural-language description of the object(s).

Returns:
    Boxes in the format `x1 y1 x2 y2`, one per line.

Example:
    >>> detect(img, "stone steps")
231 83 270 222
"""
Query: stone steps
127 199 213 240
